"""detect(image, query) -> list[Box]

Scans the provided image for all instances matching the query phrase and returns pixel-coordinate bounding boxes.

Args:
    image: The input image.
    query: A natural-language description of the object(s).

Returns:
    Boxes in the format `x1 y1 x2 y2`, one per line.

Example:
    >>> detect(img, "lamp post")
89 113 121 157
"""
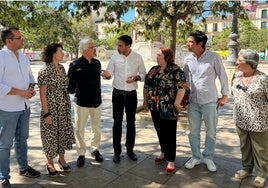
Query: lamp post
265 33 268 60
226 10 240 66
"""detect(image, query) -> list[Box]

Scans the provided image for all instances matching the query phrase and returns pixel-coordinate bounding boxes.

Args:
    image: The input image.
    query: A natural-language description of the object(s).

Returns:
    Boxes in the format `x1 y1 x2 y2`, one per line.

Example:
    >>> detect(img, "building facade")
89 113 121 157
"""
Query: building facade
204 2 268 35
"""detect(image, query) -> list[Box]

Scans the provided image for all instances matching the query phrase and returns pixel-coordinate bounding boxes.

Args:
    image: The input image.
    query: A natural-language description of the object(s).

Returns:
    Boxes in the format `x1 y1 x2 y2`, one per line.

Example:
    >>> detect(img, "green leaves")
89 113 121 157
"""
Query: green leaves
1 0 261 58
212 18 268 52
0 1 97 57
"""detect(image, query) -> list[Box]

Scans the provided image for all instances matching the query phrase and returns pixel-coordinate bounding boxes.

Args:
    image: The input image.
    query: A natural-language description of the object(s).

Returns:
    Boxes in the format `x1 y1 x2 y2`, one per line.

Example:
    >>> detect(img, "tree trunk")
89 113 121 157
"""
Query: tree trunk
170 18 177 59
76 49 79 59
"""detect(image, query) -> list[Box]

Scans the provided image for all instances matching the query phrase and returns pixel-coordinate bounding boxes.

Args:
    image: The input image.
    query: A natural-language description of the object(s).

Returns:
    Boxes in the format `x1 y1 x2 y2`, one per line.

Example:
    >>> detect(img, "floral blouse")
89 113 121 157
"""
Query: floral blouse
232 71 268 132
144 64 187 120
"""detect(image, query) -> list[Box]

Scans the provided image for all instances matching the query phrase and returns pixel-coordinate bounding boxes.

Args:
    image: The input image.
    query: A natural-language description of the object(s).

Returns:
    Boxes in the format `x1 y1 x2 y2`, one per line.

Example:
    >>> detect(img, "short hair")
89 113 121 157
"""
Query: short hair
117 35 132 46
160 47 174 67
78 37 94 54
42 43 63 64
1 26 19 45
188 30 208 49
238 49 259 69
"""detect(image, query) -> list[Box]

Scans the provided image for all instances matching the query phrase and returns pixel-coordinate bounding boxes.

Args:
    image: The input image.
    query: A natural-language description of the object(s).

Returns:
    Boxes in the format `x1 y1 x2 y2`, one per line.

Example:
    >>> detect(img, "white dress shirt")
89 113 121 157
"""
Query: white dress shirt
0 47 35 111
183 50 229 104
106 50 146 91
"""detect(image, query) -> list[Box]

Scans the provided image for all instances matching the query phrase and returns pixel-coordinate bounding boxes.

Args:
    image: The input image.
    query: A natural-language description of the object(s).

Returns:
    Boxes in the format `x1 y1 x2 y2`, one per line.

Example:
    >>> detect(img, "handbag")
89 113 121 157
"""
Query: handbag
180 88 190 108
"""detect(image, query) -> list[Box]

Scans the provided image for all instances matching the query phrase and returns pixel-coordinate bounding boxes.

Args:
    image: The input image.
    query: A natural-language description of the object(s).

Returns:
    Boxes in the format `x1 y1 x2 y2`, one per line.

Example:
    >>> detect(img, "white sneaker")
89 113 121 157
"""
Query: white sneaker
254 176 265 187
203 158 217 172
185 158 201 169
234 169 252 179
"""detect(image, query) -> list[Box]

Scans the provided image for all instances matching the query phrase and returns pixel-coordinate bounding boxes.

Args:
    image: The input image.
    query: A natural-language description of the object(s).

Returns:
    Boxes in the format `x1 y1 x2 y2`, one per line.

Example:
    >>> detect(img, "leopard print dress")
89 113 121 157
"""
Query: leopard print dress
232 70 268 132
38 63 75 159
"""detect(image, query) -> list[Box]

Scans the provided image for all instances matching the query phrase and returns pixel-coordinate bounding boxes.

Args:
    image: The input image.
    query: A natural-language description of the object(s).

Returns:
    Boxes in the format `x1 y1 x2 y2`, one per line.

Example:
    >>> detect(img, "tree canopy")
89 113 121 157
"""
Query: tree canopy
58 0 252 56
0 1 97 58
0 0 264 59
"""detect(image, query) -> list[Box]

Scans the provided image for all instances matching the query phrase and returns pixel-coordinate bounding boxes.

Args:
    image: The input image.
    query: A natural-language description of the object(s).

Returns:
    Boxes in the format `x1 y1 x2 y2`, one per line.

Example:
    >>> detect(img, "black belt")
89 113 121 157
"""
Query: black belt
113 88 136 95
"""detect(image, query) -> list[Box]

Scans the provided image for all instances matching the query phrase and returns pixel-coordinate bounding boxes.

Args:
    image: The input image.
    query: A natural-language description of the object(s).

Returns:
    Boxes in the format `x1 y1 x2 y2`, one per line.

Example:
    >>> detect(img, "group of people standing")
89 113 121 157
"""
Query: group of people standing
0 26 267 188
143 31 229 175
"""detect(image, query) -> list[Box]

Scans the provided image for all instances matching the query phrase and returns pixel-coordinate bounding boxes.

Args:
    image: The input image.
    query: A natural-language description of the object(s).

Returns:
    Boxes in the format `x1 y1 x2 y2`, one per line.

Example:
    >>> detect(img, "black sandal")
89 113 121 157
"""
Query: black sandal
46 164 58 177
58 160 71 172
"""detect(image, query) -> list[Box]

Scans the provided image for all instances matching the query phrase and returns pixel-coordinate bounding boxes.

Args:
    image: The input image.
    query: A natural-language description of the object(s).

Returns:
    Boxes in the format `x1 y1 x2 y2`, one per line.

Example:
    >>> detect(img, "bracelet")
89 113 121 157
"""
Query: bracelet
43 112 51 118
29 83 36 89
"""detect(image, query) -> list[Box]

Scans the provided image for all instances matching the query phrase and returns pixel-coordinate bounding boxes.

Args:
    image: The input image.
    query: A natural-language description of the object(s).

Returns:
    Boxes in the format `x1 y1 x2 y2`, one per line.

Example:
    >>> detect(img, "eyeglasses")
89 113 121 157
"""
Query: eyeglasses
237 59 246 63
236 84 248 92
8 36 24 40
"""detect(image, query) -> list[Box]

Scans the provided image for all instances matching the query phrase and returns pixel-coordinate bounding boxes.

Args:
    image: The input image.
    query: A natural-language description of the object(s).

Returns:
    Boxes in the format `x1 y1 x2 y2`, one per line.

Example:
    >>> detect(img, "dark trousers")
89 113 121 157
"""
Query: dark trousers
112 88 137 155
151 110 177 162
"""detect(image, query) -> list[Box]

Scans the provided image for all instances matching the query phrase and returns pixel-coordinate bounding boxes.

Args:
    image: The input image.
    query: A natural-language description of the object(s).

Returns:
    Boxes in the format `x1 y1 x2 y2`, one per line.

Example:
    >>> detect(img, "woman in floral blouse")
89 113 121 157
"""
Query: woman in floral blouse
143 47 187 174
232 49 268 187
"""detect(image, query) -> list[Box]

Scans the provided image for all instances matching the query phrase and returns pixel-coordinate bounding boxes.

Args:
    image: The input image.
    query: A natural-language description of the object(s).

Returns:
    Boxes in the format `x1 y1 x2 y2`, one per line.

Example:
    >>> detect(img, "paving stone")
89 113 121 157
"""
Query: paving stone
6 62 267 187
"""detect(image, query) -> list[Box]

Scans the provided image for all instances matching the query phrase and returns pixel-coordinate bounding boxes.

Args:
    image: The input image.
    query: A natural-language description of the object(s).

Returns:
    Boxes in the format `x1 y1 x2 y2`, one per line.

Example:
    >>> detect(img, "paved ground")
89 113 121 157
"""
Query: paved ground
7 62 268 188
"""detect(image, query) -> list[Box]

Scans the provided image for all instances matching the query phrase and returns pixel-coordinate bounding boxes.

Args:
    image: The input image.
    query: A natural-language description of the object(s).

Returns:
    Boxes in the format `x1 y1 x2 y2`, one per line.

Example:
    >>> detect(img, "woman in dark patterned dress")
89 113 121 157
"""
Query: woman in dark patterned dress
143 47 187 174
232 49 268 187
38 43 75 177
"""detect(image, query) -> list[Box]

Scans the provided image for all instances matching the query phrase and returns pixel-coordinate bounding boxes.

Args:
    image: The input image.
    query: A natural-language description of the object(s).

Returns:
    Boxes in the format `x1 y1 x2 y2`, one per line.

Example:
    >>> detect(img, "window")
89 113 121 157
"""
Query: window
222 22 229 30
261 9 267 18
204 24 207 32
261 21 267 29
213 23 218 32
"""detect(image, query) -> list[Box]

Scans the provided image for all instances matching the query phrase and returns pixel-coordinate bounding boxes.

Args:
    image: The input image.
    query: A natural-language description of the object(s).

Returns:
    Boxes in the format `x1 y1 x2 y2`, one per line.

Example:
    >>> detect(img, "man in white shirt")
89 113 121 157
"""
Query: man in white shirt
183 30 229 172
0 26 40 188
101 35 146 163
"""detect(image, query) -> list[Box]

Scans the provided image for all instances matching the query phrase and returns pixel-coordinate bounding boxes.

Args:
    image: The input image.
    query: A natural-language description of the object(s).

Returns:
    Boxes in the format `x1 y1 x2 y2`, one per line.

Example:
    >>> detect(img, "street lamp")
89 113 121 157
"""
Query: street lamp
226 10 240 66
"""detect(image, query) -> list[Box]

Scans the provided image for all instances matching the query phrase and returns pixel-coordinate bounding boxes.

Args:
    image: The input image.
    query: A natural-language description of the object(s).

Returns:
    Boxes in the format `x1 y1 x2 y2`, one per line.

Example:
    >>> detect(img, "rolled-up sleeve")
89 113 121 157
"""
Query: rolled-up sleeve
215 55 229 95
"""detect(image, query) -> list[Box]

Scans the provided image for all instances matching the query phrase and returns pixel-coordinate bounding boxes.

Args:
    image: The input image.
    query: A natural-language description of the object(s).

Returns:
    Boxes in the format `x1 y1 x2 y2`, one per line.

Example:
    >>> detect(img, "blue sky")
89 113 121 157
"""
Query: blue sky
50 1 136 23
121 8 135 22
120 1 266 22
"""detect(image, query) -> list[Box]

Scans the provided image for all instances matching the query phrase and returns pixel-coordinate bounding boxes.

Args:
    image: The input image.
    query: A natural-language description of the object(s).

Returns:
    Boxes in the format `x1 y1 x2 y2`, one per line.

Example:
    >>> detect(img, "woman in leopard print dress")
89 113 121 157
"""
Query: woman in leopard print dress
232 49 268 187
38 43 75 176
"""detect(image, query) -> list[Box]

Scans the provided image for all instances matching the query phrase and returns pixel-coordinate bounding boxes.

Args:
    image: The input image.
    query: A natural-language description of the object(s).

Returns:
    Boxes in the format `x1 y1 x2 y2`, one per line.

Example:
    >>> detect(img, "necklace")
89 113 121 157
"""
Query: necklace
241 70 256 86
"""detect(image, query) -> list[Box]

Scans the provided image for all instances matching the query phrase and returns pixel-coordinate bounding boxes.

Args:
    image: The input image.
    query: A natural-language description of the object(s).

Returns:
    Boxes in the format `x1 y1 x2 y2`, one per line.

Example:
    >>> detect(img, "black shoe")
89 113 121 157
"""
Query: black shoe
46 164 58 178
77 155 85 167
0 179 11 188
127 151 138 161
58 160 71 172
92 150 103 162
19 166 41 178
113 155 120 163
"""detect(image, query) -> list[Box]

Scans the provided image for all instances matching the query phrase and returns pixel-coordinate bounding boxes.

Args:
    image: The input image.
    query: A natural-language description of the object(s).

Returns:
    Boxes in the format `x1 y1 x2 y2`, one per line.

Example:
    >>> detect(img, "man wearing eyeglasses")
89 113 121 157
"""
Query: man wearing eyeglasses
0 26 40 188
